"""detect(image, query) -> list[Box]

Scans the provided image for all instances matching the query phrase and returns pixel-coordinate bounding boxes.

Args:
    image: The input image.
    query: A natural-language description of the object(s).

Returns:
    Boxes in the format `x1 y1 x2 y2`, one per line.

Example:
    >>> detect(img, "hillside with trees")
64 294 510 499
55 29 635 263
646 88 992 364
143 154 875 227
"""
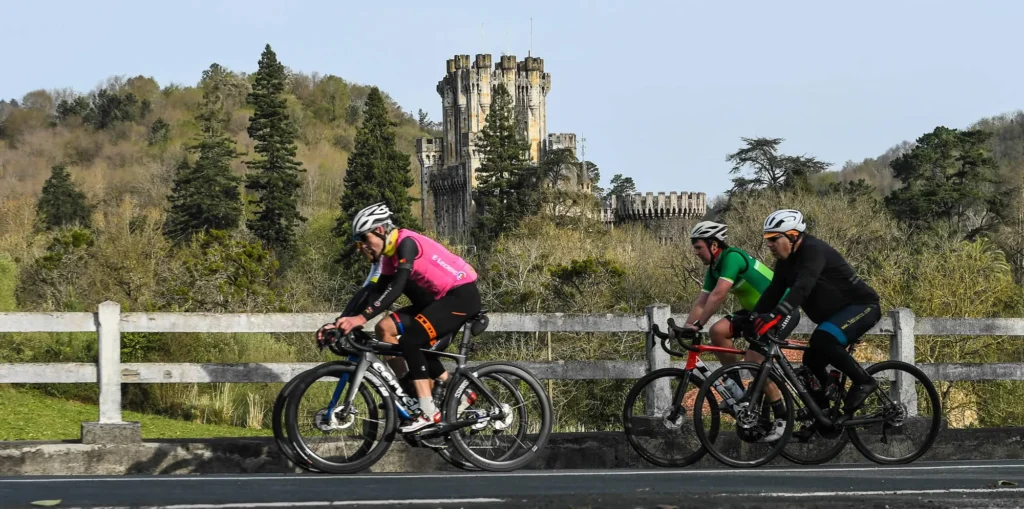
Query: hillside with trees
1 45 1023 433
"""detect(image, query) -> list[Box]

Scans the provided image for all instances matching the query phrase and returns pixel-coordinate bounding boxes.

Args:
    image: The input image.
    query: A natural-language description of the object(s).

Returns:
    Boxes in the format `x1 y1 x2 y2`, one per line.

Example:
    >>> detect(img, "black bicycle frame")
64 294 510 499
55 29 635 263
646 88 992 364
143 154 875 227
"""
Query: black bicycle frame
744 339 888 429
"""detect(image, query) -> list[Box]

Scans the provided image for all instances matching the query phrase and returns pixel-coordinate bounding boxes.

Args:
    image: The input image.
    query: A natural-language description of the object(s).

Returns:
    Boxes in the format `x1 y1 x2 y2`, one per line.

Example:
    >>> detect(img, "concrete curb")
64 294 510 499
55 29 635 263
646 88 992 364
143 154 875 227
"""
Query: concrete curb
1 427 1023 475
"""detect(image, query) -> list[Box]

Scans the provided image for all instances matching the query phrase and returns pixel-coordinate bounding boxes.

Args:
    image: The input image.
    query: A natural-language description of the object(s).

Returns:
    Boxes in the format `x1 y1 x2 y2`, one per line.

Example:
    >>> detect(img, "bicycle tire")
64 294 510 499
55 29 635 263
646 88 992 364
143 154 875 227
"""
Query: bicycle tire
693 361 795 468
847 360 942 465
777 381 850 465
285 363 397 474
622 367 716 468
272 366 323 472
444 362 553 472
429 365 533 471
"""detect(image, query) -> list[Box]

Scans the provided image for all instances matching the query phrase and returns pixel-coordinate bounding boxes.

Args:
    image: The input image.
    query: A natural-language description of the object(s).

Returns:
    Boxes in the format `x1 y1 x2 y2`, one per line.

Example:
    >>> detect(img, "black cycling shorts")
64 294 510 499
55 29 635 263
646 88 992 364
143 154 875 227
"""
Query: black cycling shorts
725 310 756 340
814 303 881 346
390 281 482 380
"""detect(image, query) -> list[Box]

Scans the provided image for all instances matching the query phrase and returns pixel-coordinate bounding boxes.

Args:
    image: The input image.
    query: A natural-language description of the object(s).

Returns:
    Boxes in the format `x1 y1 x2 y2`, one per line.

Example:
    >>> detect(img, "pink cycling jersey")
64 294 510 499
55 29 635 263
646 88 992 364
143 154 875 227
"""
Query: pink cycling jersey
380 229 478 298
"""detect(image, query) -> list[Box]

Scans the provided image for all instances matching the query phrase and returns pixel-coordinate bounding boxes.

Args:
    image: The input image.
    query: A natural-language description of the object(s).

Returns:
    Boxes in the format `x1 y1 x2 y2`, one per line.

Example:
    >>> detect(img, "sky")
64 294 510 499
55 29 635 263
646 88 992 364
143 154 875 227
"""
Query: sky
2 0 1023 200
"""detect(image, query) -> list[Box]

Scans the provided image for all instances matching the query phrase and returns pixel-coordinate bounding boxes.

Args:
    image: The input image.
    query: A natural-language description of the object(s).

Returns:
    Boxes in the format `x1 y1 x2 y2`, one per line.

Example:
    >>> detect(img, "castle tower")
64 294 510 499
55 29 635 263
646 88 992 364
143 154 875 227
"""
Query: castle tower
417 53 554 237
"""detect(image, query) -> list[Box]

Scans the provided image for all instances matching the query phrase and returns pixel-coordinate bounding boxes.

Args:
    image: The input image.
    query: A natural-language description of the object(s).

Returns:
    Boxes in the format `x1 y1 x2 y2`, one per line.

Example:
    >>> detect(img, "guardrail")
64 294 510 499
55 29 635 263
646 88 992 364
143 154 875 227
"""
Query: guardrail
1 301 1021 443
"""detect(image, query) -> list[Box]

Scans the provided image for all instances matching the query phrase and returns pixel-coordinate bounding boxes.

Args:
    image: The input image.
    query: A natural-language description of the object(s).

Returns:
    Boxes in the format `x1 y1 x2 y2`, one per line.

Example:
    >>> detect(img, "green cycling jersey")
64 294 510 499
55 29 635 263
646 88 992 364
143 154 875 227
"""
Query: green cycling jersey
701 246 774 311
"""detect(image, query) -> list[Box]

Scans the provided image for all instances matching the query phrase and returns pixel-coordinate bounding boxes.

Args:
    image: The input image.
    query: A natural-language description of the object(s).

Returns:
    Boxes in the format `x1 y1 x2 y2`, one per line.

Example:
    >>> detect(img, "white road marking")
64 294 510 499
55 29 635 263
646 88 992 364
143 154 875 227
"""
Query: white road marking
2 462 1023 482
82 499 504 509
752 487 1024 497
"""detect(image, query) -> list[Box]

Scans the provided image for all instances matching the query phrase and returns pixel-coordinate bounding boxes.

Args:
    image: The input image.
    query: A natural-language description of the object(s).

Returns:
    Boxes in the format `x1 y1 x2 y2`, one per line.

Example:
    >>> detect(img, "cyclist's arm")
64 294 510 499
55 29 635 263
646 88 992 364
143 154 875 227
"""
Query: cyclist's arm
754 266 786 314
693 251 743 324
694 278 734 326
358 238 417 320
684 291 710 327
338 262 383 318
685 269 716 326
773 242 826 316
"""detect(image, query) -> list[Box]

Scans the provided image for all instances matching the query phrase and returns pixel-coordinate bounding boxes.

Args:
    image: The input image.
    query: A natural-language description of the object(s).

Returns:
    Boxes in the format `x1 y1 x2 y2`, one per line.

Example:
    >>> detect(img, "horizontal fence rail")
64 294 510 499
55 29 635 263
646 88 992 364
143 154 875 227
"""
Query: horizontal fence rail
1 300 1023 443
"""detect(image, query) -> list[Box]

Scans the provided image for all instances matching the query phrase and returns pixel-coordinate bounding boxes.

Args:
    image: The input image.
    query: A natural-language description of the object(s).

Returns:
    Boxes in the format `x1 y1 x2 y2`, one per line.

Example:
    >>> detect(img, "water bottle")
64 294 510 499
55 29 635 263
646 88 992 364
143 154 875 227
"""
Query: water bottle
723 378 745 400
712 379 738 407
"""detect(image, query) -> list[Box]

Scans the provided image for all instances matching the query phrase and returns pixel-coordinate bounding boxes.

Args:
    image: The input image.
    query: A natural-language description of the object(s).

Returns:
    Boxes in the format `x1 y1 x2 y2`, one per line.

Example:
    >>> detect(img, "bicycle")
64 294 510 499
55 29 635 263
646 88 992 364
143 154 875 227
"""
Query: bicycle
283 309 553 473
622 319 750 467
691 314 942 468
272 351 479 472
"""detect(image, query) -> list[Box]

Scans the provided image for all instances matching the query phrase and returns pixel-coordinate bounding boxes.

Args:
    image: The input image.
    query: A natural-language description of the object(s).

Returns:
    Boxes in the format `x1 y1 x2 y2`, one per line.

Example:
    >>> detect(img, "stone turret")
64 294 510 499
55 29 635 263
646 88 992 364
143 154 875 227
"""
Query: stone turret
418 52 554 237
416 52 704 243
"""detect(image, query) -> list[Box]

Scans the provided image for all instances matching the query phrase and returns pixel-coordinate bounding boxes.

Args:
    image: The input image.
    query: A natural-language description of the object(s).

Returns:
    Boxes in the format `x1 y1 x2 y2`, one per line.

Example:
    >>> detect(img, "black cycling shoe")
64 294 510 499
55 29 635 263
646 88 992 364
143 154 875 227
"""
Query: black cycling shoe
834 379 878 426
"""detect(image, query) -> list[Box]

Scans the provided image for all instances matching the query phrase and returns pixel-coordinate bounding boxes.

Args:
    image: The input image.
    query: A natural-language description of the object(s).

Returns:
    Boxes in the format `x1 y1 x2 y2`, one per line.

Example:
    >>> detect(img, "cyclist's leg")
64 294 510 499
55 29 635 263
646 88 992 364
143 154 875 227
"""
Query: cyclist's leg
377 306 420 379
804 303 882 415
751 312 800 442
709 314 743 365
397 282 481 428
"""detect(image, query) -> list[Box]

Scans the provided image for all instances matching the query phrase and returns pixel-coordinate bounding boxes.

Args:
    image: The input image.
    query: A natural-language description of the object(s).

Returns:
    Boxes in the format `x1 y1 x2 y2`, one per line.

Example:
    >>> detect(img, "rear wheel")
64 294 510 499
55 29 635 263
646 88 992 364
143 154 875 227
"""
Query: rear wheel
847 360 942 465
445 363 552 472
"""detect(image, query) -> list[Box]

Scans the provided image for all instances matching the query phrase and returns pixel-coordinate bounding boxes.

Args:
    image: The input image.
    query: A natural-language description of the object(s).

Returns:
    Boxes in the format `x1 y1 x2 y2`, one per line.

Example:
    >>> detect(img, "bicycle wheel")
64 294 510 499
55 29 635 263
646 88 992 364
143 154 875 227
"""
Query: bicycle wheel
272 366 322 472
847 360 942 465
622 368 717 468
444 362 553 472
778 375 849 466
285 363 396 474
427 366 531 471
693 362 795 468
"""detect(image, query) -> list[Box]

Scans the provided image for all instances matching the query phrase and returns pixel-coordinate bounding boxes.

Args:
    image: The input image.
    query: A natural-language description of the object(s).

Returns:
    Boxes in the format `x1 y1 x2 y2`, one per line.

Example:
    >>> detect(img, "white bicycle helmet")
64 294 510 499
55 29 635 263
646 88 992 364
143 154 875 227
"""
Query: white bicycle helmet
763 209 806 238
690 221 728 243
352 202 394 240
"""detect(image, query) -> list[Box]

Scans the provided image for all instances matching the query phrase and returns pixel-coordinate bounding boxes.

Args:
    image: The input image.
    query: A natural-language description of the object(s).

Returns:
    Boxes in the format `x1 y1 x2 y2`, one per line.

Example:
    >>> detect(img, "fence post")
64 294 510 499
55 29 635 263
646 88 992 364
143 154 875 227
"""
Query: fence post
644 304 672 415
81 300 141 444
889 307 918 417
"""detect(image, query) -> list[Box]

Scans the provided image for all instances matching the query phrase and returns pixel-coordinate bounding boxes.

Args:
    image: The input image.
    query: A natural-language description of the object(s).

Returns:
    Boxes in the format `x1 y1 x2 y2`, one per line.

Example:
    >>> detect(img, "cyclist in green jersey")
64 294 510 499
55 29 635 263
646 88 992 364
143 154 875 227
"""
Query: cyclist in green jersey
682 221 786 441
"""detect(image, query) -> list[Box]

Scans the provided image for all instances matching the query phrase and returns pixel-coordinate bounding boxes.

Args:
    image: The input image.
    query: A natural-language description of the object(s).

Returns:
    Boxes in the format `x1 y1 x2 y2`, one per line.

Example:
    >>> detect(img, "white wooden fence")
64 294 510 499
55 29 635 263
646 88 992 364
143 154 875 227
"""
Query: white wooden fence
2 301 1023 443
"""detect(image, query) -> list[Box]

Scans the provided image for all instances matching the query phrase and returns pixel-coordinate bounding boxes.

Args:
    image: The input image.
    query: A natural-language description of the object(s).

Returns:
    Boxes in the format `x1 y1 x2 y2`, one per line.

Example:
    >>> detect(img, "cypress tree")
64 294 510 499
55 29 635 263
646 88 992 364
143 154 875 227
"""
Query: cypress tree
244 44 305 252
333 87 419 241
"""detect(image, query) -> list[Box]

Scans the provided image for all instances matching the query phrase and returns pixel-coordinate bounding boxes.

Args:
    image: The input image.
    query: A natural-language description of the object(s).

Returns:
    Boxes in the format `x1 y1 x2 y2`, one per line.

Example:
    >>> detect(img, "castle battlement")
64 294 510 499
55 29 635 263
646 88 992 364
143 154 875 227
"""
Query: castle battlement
601 192 707 224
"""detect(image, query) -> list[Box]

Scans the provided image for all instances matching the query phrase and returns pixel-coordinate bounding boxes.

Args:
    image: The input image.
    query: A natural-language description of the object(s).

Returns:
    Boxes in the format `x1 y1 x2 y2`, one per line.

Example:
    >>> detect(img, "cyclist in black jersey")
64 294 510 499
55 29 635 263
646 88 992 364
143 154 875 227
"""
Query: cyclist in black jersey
750 209 881 420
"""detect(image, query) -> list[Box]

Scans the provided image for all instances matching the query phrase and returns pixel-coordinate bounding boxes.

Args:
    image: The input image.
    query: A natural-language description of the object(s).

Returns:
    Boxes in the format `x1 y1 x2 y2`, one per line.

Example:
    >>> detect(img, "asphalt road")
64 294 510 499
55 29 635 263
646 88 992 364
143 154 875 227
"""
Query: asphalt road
3 460 1024 509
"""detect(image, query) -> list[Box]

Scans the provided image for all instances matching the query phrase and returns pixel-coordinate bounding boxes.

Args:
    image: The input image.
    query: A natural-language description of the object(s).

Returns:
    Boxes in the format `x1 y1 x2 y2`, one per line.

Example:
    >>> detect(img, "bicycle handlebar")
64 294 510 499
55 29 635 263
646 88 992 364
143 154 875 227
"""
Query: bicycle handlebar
650 319 707 357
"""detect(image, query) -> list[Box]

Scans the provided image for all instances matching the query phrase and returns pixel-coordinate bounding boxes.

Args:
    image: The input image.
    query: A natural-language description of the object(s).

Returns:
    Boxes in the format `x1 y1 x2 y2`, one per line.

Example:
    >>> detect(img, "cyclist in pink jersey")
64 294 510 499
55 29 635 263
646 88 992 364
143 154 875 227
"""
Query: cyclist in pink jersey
330 202 482 432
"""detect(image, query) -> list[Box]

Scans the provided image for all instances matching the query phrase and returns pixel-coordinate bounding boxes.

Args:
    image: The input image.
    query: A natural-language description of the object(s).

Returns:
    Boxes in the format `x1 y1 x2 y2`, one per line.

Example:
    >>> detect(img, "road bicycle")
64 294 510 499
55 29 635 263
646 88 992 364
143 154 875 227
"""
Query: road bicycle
690 314 942 468
622 320 749 467
281 309 553 473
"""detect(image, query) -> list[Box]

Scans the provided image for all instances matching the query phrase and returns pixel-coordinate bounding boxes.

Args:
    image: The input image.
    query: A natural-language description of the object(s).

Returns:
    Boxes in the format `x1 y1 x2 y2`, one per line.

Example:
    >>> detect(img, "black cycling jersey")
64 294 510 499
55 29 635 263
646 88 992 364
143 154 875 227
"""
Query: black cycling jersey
754 234 879 324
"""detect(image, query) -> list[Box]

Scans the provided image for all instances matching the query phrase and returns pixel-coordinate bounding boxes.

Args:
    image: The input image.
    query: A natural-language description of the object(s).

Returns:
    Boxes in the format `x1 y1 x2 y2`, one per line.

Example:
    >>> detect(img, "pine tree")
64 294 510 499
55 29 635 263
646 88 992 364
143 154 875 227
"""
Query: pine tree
36 163 92 230
334 87 419 241
163 67 244 243
472 83 537 247
163 130 243 242
244 44 305 252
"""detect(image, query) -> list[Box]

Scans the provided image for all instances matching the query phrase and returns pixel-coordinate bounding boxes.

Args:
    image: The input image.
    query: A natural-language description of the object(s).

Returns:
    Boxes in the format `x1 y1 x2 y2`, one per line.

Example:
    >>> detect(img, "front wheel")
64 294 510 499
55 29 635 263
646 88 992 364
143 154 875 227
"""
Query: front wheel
847 360 942 465
273 366 324 473
285 363 396 474
445 363 553 472
693 362 795 468
622 368 716 467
